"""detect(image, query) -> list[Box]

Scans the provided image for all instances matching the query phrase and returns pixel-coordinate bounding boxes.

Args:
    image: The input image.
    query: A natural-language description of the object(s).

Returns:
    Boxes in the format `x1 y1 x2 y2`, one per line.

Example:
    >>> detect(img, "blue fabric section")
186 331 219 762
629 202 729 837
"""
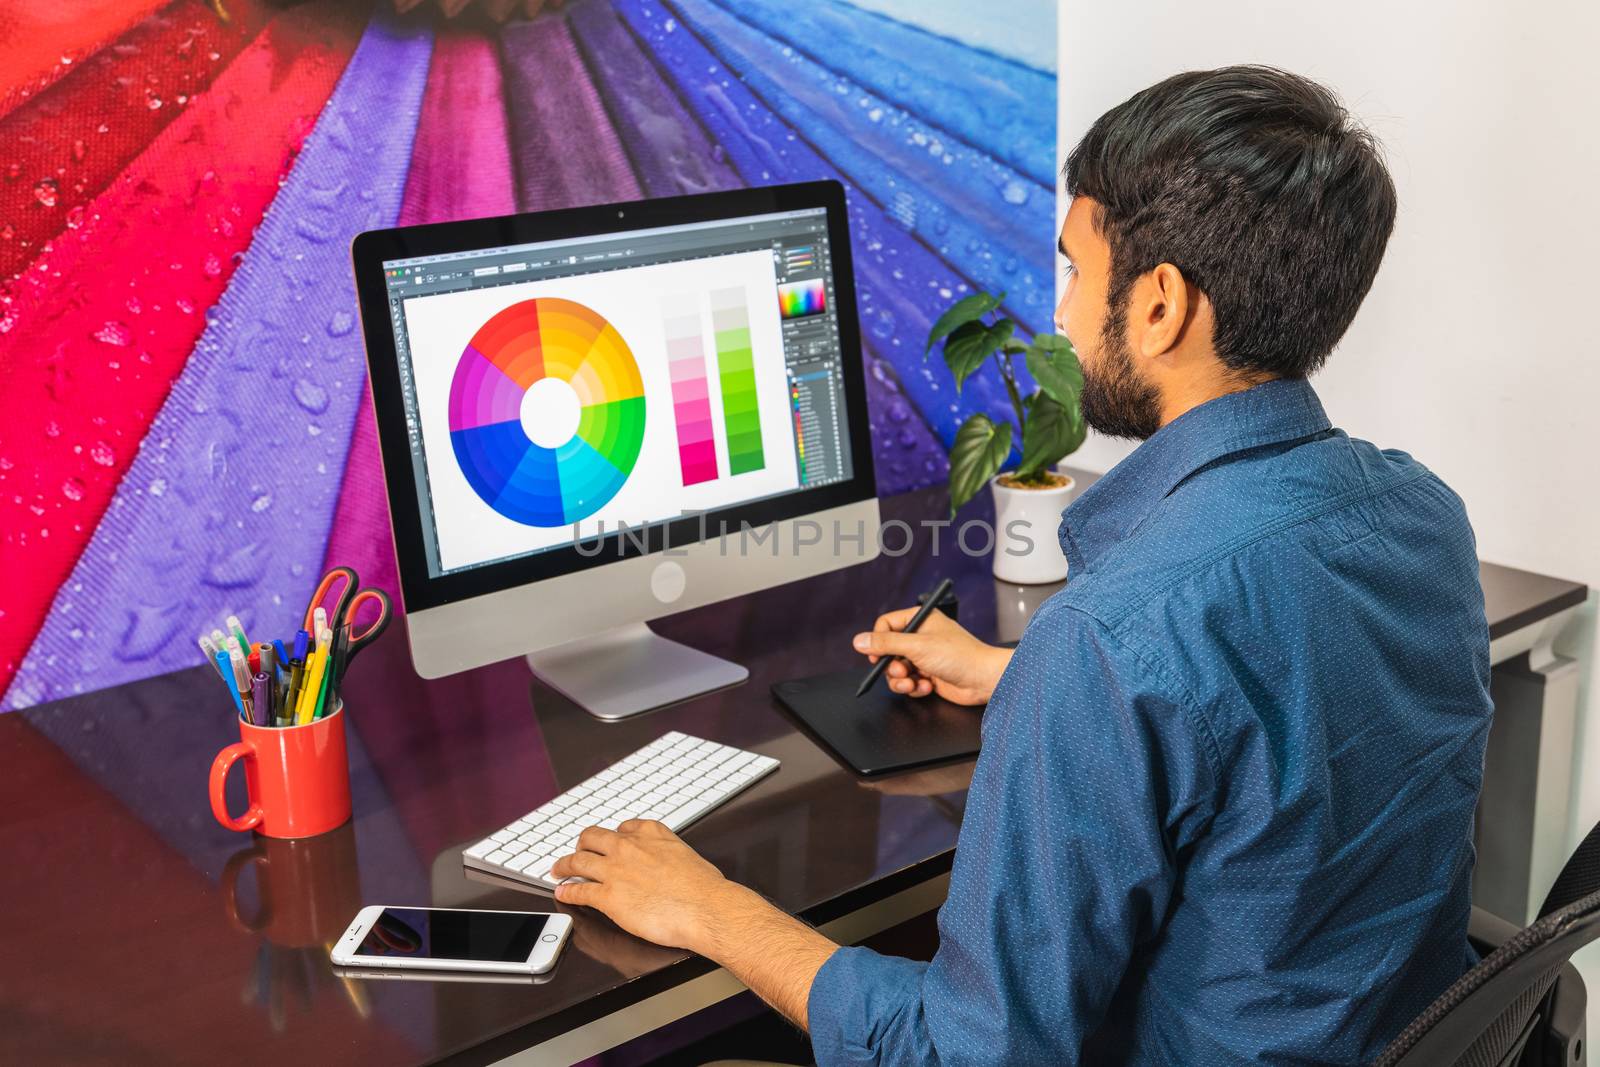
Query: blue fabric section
4 15 433 710
615 0 1030 450
720 0 1054 187
808 379 1494 1065
686 0 1053 307
840 0 1057 74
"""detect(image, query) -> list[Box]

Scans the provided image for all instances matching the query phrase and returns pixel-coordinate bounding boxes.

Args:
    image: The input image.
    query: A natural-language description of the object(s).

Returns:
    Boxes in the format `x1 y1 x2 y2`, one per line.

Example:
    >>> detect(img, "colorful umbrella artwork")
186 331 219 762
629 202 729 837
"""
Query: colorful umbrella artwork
0 0 1058 709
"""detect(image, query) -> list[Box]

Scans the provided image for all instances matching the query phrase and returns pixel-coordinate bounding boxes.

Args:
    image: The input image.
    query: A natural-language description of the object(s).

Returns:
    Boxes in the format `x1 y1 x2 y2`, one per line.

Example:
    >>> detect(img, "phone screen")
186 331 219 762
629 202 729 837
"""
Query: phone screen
356 908 551 963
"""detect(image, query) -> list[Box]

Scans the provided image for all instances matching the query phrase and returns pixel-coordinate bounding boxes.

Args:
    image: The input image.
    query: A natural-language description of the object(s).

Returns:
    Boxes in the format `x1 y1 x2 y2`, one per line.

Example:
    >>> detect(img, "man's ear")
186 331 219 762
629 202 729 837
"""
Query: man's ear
1133 263 1190 359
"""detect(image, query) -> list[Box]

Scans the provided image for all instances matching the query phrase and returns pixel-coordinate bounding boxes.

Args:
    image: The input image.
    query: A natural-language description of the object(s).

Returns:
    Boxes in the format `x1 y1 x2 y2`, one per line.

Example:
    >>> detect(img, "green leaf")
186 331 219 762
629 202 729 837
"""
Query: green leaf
924 290 1004 357
948 413 1014 516
1018 391 1086 479
940 323 1017 398
1024 332 1084 411
943 318 1014 394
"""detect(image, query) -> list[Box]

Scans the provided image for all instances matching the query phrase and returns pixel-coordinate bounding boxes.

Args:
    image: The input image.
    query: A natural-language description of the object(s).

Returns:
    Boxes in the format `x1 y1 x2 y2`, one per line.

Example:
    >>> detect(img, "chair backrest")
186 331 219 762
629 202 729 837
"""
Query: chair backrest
1376 820 1600 1067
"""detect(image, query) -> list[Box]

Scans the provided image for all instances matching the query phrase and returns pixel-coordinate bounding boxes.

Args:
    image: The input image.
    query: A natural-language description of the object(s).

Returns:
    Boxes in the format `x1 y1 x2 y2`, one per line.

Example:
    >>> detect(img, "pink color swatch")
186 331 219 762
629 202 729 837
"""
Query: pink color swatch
664 309 718 486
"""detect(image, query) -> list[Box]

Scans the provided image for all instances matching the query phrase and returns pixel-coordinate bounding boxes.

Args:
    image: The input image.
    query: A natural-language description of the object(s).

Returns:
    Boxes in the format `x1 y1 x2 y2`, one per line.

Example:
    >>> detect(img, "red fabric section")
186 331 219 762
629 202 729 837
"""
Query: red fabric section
0 7 364 695
322 30 517 606
0 0 274 283
0 0 169 121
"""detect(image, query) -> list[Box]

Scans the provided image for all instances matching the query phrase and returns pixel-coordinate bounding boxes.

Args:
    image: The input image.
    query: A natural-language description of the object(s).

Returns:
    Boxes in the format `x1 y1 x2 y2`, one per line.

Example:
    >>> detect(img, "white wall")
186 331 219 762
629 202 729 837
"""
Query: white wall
1057 0 1600 1021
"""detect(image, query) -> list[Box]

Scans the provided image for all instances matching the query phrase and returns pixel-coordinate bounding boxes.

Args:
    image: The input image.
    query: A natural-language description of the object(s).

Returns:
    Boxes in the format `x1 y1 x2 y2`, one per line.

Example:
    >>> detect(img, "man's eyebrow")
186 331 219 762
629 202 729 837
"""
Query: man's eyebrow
1057 234 1072 259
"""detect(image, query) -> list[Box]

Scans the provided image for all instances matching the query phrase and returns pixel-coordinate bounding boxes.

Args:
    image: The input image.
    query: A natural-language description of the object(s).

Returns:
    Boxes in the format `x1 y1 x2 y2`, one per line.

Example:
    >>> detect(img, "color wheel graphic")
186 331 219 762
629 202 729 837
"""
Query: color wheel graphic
448 297 645 526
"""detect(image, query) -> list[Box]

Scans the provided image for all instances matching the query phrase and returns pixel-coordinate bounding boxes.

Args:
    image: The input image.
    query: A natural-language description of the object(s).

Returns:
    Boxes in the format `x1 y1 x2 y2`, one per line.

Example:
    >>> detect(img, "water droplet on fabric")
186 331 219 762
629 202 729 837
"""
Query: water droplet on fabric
61 478 84 501
33 178 59 207
292 379 329 414
1001 180 1029 206
251 493 272 513
93 321 131 346
89 441 115 466
326 310 353 336
202 253 222 277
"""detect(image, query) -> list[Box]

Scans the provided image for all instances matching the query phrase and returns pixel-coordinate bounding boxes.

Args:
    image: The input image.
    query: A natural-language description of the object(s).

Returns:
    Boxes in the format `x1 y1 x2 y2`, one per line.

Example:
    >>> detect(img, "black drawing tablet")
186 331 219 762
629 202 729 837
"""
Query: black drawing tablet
772 669 983 778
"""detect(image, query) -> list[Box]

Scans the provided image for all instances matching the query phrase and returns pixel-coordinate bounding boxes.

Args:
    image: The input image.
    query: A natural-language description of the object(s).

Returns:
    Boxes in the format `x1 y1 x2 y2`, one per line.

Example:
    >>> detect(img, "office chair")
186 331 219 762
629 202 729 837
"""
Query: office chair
1376 819 1600 1066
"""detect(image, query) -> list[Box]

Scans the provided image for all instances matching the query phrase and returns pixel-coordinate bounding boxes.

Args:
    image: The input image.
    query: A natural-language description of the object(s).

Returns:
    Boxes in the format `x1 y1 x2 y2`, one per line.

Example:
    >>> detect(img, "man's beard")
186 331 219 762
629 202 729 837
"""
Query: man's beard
1080 305 1161 440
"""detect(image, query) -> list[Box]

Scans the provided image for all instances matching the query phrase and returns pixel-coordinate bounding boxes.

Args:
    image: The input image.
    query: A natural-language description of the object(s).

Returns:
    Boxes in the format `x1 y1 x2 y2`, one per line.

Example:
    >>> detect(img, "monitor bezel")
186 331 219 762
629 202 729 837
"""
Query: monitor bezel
351 179 876 613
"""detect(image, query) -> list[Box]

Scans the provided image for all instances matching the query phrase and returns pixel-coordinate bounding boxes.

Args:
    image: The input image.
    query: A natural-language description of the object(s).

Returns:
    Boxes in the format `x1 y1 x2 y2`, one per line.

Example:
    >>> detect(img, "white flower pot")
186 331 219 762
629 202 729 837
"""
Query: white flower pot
990 474 1076 584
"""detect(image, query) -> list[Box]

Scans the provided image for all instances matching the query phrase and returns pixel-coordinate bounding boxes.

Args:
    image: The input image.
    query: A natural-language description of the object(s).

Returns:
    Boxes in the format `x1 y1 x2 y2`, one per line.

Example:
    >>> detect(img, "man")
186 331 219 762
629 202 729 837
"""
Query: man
549 66 1493 1064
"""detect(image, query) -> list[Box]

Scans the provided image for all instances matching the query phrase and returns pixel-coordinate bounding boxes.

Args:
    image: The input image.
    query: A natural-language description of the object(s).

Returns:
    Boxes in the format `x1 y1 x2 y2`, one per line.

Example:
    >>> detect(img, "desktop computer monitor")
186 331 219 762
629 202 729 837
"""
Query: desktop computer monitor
352 180 879 719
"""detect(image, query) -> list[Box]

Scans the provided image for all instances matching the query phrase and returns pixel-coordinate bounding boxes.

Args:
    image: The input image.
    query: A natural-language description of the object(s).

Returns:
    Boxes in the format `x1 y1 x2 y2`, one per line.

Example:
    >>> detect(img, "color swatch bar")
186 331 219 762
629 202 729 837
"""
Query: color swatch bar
791 380 806 482
777 277 826 319
711 287 765 475
664 304 718 486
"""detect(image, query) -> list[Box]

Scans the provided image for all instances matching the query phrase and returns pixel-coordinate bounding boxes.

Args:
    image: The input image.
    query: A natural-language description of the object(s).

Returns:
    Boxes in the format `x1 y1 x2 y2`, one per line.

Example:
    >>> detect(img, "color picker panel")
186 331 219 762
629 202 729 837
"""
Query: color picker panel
711 287 765 476
777 277 827 319
663 304 718 486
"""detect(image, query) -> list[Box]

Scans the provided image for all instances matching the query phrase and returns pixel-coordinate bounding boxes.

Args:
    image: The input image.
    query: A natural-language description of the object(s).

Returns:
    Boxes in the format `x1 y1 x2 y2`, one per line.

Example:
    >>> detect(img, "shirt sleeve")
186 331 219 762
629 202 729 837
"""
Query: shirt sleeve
807 603 1218 1066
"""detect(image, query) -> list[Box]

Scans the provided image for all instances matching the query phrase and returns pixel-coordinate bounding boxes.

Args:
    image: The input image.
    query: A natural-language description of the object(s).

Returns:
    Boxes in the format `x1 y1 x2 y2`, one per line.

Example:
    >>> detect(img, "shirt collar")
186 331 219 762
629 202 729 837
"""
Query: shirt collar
1060 377 1333 572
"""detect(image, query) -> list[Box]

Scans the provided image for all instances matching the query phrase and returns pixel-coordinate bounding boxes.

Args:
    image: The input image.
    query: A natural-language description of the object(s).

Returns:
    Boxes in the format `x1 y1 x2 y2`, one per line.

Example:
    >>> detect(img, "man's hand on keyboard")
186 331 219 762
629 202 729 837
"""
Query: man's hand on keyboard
551 819 739 952
550 818 838 1030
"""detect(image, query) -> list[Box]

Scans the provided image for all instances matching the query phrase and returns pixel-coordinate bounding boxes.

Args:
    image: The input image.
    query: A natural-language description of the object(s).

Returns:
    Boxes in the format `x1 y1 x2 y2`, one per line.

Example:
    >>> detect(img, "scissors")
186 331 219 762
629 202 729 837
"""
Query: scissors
303 566 393 684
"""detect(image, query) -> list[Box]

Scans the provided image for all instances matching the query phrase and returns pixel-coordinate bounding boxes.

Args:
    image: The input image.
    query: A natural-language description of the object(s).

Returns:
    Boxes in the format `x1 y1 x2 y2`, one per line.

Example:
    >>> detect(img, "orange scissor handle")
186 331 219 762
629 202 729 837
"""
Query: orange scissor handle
342 587 391 642
304 566 359 633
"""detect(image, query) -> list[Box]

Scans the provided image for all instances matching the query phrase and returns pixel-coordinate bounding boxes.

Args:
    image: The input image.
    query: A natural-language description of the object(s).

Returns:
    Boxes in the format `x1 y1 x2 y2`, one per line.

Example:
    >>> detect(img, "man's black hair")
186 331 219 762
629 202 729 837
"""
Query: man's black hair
1064 65 1397 378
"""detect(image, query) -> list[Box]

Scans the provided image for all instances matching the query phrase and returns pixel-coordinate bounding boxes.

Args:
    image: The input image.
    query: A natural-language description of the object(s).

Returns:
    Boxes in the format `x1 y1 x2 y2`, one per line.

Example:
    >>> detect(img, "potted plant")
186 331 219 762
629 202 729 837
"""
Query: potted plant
926 290 1086 583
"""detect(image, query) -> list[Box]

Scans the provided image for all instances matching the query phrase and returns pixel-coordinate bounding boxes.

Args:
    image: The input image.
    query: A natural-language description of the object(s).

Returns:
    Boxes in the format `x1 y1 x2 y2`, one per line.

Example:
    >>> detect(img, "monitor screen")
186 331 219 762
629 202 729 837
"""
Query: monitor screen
378 206 855 579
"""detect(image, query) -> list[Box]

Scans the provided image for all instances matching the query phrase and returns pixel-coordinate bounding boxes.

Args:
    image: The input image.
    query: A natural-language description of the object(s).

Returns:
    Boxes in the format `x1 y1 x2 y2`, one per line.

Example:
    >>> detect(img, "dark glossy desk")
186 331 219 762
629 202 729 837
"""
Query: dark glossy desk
0 484 1586 1066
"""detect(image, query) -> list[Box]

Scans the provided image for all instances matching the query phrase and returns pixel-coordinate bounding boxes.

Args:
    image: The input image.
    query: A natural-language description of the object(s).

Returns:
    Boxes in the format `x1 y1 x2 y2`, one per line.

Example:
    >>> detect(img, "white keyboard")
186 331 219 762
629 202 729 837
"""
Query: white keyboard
462 731 780 892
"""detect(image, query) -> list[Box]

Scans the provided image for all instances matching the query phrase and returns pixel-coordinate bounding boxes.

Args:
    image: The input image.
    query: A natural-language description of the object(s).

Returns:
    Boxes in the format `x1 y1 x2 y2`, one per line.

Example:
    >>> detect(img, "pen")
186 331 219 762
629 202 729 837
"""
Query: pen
272 638 290 678
248 645 261 676
855 577 954 698
295 628 332 725
229 648 254 721
199 634 226 679
292 629 309 663
284 658 305 726
216 650 245 718
251 671 272 727
227 614 250 650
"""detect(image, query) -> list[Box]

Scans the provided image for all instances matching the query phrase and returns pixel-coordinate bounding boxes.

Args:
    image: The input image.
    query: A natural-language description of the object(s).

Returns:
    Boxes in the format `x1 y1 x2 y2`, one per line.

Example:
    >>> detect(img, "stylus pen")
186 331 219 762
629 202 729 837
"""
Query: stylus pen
855 577 954 698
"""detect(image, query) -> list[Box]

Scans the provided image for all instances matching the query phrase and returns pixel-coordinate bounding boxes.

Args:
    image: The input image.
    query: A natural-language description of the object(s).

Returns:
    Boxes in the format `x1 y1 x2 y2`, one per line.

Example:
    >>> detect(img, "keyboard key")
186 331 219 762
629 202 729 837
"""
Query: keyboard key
484 849 511 866
465 840 497 861
506 852 536 873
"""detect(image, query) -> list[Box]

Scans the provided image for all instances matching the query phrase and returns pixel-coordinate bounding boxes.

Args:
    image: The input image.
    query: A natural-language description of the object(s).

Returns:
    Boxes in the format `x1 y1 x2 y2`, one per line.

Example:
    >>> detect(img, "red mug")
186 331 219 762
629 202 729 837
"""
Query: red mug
209 703 351 839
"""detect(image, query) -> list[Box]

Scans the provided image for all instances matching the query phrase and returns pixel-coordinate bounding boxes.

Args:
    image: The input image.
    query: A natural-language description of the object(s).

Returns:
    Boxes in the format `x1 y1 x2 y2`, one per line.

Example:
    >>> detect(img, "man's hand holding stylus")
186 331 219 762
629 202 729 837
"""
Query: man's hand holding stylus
853 607 1012 705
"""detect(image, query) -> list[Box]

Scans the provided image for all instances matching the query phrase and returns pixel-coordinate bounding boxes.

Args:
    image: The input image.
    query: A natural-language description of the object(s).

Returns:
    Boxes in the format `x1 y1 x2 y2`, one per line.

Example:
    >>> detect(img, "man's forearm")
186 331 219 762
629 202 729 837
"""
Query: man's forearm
698 882 839 1030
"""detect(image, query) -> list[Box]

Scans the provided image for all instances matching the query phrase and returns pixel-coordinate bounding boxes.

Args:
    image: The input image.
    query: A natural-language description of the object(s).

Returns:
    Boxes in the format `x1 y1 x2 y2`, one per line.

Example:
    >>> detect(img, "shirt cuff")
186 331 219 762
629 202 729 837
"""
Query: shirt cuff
808 945 931 1067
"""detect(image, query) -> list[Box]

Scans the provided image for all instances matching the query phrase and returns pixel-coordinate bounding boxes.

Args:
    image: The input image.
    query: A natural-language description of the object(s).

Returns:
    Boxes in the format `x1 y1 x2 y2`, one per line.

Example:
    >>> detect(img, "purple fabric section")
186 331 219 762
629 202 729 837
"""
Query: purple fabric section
500 17 644 211
320 30 518 611
565 0 742 198
4 14 434 710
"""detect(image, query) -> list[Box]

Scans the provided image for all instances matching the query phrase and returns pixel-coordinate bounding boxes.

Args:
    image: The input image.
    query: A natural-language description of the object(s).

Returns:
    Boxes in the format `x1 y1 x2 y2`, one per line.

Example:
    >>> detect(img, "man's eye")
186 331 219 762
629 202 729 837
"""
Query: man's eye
1061 263 1076 281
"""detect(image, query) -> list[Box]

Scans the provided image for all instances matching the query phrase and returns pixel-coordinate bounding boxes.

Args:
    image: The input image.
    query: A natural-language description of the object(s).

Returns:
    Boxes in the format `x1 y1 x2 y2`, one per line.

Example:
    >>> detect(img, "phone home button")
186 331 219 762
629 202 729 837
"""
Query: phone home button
541 934 559 943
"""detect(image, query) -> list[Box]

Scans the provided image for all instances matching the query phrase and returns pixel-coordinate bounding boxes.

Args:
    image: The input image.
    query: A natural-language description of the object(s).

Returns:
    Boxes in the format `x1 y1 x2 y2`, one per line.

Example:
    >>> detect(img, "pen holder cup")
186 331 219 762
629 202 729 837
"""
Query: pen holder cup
222 821 360 947
209 702 351 840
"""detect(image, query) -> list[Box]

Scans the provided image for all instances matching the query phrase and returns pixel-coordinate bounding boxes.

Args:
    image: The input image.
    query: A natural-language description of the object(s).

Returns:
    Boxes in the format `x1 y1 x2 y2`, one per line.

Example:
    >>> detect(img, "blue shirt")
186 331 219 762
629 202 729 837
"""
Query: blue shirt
808 378 1492 1066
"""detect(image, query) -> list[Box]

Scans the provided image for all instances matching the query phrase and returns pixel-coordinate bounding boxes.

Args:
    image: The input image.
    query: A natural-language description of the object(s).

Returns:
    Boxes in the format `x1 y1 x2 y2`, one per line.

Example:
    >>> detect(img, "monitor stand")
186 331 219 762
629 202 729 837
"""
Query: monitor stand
525 622 749 721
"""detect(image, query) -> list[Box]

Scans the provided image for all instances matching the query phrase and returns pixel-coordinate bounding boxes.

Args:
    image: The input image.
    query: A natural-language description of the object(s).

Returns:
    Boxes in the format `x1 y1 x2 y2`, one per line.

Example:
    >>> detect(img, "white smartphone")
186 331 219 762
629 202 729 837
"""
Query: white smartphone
330 906 573 975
